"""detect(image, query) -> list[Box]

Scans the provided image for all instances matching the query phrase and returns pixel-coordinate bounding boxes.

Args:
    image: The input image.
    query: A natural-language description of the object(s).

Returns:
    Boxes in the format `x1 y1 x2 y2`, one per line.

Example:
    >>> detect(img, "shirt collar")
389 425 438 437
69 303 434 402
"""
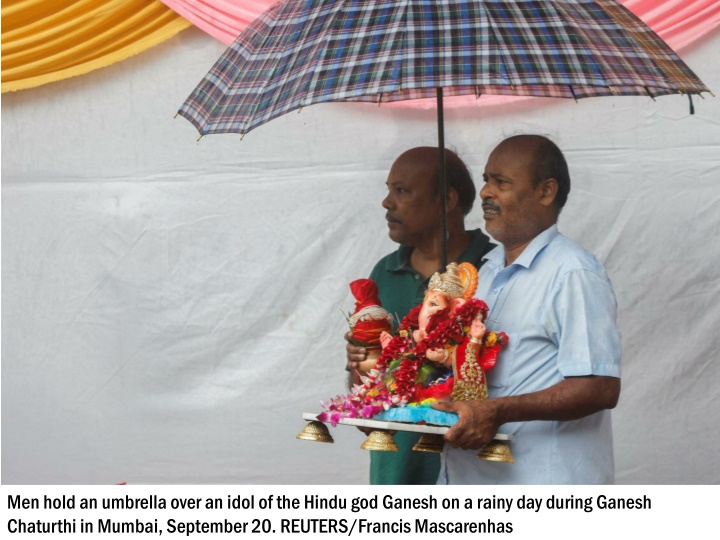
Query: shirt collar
388 244 413 272
389 229 492 272
484 224 559 269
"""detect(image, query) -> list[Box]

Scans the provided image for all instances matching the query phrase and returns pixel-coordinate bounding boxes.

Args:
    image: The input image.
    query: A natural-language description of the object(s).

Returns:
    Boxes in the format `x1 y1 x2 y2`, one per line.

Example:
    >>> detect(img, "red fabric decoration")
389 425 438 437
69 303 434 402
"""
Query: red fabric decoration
352 318 389 346
349 279 381 312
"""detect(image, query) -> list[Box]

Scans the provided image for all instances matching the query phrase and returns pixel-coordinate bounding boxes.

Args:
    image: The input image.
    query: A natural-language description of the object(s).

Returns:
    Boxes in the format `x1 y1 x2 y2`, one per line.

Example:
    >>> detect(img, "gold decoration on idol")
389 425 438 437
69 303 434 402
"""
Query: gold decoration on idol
451 340 489 402
296 421 334 443
427 262 478 300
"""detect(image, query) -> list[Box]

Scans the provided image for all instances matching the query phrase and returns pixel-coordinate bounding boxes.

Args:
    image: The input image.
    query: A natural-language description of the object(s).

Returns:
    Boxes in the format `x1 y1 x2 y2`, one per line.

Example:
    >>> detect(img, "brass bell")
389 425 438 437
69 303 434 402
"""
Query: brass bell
477 439 514 463
296 421 334 443
412 433 445 453
360 430 399 451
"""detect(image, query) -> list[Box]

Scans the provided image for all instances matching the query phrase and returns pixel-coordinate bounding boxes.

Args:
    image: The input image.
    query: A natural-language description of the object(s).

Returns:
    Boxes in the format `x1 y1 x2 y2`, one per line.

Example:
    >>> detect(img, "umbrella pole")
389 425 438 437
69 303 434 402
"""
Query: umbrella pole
436 87 448 268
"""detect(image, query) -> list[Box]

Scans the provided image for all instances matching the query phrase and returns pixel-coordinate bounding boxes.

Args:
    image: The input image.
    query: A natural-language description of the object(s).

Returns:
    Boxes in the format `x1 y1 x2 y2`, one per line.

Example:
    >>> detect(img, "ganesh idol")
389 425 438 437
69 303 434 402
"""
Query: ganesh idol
319 263 508 426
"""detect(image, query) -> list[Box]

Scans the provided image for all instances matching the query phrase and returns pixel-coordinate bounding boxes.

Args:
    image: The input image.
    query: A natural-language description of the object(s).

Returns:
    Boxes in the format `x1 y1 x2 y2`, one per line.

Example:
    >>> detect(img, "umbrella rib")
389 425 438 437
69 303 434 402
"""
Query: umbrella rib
569 85 578 103
245 2 342 132
539 0 612 95
596 0 707 95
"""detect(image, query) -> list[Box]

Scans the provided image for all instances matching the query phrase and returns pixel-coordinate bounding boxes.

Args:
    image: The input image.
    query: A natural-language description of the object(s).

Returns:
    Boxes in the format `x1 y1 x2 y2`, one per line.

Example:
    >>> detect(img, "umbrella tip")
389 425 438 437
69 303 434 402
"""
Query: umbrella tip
569 86 579 103
197 135 204 143
174 112 179 119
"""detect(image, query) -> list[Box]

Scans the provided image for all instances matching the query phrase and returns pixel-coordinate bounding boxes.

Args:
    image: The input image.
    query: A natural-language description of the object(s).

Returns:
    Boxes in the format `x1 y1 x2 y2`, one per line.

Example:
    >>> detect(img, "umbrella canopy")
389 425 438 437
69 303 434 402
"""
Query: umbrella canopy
178 0 710 137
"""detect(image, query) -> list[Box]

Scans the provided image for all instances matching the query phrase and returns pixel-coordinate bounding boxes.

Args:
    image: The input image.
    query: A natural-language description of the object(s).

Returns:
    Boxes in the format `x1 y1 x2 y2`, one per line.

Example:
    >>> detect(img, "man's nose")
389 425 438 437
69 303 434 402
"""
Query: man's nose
479 182 492 200
382 193 393 210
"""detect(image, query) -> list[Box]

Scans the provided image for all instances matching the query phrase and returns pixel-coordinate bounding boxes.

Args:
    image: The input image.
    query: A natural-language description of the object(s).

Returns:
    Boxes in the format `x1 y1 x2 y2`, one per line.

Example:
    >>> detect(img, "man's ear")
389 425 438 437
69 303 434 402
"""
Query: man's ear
539 178 558 207
445 187 459 213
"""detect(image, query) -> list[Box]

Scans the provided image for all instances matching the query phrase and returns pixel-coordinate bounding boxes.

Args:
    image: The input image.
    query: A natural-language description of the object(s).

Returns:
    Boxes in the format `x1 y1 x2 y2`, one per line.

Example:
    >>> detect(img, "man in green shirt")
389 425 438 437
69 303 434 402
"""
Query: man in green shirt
346 146 494 484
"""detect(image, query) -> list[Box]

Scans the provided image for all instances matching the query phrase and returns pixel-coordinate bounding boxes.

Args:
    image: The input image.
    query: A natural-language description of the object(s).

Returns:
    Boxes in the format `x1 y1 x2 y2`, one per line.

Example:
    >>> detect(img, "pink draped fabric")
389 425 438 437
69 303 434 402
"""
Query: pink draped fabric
160 0 270 44
162 0 720 48
164 0 719 108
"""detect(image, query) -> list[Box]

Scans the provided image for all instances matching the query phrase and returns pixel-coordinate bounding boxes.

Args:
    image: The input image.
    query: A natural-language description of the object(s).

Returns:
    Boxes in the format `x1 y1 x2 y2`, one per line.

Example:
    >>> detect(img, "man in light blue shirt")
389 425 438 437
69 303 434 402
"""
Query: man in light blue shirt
434 135 621 484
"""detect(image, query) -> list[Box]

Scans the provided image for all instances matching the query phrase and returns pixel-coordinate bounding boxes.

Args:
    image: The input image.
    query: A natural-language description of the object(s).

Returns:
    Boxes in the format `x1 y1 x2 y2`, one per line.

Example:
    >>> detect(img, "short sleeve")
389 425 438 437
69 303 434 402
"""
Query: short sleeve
548 269 622 378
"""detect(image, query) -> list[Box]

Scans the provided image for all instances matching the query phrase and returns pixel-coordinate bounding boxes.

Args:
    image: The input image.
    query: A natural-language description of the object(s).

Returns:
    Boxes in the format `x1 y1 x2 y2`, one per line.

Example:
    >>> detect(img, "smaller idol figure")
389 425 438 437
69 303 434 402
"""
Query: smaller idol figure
346 279 393 379
319 263 508 426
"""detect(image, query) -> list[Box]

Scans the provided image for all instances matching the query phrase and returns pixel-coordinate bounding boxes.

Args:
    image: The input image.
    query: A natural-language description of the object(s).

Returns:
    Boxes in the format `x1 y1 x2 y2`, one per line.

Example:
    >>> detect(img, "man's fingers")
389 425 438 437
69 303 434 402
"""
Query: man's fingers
346 339 367 366
347 352 366 363
431 401 456 412
443 423 464 448
346 342 366 355
345 332 367 354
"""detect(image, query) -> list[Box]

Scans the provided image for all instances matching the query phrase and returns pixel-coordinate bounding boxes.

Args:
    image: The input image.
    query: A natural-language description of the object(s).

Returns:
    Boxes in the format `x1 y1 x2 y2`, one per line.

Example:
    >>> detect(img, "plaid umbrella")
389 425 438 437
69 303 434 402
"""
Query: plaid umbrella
177 0 710 264
178 0 710 137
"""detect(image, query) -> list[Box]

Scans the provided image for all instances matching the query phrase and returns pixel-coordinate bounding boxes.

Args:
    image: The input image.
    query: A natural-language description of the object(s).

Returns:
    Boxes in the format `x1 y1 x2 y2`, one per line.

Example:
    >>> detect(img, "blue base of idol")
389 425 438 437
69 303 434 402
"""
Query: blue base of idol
374 405 459 426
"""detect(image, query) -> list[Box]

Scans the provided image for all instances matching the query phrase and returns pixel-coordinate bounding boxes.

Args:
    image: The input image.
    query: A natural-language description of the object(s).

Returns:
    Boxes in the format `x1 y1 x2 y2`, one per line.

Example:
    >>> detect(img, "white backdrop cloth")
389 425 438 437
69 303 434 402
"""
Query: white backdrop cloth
2 28 719 485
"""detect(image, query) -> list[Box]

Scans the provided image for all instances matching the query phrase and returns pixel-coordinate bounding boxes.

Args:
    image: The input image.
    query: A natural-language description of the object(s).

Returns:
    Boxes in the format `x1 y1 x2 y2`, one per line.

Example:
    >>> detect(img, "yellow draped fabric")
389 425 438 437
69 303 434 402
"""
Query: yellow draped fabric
1 0 191 92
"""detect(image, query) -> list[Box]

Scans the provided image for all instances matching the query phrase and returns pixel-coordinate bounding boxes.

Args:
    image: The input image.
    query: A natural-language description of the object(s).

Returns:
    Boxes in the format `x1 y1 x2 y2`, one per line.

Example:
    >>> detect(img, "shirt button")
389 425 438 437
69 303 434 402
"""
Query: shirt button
415 275 420 280
493 289 499 294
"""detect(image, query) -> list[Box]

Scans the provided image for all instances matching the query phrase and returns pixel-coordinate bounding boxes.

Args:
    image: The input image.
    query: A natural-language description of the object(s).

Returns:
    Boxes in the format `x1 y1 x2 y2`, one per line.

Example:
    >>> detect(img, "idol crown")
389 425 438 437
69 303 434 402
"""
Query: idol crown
428 262 478 300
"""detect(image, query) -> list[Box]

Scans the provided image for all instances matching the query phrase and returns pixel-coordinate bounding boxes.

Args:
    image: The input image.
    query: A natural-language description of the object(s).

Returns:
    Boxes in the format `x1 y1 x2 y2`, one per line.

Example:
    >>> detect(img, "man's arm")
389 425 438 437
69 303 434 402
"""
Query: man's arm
432 375 620 450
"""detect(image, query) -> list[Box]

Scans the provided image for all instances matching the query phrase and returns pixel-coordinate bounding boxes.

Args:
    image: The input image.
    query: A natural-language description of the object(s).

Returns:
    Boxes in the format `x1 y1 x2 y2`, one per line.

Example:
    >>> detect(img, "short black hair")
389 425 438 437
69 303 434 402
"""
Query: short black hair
532 138 571 210
430 149 476 216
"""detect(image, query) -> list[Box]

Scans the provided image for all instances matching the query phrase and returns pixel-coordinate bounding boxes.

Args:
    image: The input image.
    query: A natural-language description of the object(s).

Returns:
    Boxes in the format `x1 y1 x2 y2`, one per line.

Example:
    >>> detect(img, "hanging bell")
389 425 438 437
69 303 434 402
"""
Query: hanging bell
412 433 445 453
477 439 514 463
296 421 334 443
360 430 399 451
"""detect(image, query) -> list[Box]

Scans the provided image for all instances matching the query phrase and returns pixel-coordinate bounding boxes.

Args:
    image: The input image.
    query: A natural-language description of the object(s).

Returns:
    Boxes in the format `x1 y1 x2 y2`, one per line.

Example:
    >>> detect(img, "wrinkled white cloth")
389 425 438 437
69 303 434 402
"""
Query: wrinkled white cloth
1 28 719 484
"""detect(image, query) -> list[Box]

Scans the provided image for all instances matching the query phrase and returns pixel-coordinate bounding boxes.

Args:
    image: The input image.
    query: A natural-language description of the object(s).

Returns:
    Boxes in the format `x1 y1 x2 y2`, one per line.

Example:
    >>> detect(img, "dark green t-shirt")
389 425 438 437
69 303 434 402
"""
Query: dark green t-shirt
367 229 494 485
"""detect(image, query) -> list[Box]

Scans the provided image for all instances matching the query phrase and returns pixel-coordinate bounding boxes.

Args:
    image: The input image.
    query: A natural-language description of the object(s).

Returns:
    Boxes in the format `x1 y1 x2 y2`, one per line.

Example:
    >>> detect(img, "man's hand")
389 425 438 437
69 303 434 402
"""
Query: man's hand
431 376 620 449
345 330 367 372
432 400 501 450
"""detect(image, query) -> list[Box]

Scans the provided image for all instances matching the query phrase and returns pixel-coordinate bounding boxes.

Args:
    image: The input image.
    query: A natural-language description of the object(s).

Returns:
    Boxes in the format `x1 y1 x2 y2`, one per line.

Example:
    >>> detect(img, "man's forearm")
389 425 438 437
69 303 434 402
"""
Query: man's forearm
434 375 620 450
493 375 620 425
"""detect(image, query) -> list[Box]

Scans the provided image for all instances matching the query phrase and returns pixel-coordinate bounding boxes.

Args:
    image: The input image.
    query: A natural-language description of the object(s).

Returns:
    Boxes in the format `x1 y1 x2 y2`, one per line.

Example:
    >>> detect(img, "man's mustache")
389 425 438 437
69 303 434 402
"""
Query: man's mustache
482 199 501 212
385 212 402 223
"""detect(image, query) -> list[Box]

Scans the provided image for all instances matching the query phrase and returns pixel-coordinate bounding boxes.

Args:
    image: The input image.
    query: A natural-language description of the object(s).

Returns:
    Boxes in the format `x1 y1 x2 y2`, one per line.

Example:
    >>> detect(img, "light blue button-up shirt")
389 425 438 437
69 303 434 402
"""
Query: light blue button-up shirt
438 224 621 484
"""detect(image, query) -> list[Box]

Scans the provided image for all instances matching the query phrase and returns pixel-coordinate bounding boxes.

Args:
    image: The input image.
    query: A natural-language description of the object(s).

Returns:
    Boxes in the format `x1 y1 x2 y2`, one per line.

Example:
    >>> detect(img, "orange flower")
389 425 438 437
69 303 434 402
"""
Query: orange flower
484 332 497 348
